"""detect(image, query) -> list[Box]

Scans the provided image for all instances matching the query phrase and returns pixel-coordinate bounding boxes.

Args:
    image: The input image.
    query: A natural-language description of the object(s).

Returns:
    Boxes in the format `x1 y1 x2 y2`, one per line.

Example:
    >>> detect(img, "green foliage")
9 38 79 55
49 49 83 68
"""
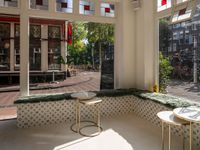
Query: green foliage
67 22 88 65
159 52 173 93
66 22 114 66
85 22 114 44
159 18 171 54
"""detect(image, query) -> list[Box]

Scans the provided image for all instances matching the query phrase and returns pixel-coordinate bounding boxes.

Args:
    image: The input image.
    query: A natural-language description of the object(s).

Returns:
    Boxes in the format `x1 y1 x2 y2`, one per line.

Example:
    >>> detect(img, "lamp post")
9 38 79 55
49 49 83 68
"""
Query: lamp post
91 43 95 70
193 35 198 83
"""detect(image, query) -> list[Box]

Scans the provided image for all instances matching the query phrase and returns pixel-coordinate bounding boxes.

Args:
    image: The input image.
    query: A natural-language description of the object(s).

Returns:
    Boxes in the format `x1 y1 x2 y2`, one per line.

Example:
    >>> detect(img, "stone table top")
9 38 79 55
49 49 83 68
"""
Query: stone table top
173 107 200 123
71 91 96 100
157 111 189 126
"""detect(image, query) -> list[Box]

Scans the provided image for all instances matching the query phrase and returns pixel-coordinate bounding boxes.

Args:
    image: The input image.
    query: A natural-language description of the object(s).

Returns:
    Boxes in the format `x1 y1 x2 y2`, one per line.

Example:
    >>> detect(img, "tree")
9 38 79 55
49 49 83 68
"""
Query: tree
85 23 114 70
67 22 87 65
159 52 173 93
67 22 114 68
159 18 172 57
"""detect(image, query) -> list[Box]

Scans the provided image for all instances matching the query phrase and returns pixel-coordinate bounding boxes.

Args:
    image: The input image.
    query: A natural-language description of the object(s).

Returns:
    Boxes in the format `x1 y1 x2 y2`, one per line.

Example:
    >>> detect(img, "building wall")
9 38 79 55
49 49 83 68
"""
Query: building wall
0 18 67 73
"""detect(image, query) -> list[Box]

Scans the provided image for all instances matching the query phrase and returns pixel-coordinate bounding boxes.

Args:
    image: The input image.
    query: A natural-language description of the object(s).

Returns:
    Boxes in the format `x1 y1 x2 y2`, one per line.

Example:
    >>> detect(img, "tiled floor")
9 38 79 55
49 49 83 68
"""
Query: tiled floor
0 113 184 150
0 72 100 120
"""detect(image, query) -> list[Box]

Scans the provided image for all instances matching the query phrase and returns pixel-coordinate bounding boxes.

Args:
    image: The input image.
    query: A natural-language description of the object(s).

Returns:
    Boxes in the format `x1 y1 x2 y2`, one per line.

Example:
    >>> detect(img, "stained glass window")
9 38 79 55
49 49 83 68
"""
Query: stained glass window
101 3 115 17
172 7 192 23
30 25 41 70
30 0 48 10
0 0 18 7
56 0 73 13
0 23 10 71
79 0 94 15
157 0 171 12
48 26 61 70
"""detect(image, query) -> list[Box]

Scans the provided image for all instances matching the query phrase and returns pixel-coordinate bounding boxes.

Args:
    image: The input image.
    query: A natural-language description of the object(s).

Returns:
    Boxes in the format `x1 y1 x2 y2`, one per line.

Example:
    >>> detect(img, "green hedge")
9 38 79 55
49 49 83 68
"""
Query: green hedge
14 89 200 109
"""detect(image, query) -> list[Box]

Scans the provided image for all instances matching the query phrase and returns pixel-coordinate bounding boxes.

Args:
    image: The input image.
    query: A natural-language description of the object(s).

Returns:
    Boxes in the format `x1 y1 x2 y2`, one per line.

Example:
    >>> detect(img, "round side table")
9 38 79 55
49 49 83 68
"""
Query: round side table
78 97 103 137
70 92 97 133
157 111 189 150
173 107 200 150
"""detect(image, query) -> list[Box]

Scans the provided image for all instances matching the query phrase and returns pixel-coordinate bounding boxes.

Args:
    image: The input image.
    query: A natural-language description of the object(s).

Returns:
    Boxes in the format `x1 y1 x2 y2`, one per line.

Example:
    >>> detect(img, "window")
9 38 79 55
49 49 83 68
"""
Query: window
157 0 171 12
0 23 10 71
173 32 178 40
193 5 200 18
192 23 197 30
173 43 177 51
48 26 61 70
79 0 94 15
171 7 192 23
56 0 73 13
14 24 20 71
30 0 48 10
0 0 18 7
100 3 115 17
30 25 41 70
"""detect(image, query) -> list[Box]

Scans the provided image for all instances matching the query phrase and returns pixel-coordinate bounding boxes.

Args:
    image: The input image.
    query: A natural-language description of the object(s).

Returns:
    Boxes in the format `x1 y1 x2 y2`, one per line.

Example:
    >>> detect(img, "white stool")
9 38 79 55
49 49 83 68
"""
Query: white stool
157 111 189 150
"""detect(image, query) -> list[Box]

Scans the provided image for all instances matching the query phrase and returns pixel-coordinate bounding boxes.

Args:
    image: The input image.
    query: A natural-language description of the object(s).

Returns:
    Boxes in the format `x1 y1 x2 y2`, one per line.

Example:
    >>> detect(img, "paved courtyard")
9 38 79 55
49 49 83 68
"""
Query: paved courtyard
0 71 100 120
167 79 200 102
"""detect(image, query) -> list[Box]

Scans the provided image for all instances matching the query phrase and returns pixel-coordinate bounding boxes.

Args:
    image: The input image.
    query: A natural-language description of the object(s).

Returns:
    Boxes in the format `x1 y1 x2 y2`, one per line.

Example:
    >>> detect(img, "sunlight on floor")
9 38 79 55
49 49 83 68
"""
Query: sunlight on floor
54 129 133 150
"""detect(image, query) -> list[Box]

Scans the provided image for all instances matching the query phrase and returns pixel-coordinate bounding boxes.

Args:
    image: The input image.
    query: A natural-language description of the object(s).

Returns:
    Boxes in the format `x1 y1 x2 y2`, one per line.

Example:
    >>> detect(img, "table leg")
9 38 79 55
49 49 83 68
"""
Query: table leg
189 122 192 150
76 100 78 132
97 104 101 132
182 125 185 150
162 121 164 150
169 125 171 150
78 102 80 133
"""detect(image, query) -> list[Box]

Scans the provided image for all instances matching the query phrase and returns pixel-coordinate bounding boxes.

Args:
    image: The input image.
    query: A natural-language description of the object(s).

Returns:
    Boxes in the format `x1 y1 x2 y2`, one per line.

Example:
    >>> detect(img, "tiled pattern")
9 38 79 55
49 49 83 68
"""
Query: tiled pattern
16 96 200 148
16 96 134 128
132 96 200 148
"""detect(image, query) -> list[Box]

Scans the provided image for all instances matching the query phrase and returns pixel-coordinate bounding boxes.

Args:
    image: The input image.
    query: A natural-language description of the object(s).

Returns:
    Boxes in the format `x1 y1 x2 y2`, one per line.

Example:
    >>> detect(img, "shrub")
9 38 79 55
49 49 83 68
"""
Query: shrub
159 52 173 93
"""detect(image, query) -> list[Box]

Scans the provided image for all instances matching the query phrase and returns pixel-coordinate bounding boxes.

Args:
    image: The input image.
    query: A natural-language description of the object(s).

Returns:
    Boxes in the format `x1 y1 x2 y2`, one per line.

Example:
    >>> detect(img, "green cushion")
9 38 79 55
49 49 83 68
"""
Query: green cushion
14 89 200 109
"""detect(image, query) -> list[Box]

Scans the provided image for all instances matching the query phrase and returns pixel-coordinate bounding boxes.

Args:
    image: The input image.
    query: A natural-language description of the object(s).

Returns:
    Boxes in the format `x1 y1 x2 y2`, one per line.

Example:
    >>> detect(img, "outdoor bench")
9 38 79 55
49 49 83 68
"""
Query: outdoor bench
15 89 200 148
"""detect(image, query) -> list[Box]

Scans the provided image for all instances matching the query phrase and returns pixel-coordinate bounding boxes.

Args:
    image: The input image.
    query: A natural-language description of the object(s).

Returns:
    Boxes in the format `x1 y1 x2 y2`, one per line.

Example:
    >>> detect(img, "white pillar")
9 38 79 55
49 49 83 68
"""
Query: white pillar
10 23 15 71
95 0 100 16
73 0 79 15
61 42 67 71
114 0 136 89
41 24 48 71
61 21 68 72
48 0 55 13
135 0 155 91
20 1 29 96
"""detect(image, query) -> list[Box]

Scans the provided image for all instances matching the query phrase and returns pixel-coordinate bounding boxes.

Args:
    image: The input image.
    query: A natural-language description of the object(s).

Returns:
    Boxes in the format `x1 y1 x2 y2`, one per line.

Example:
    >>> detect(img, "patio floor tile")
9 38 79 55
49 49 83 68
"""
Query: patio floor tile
0 113 184 150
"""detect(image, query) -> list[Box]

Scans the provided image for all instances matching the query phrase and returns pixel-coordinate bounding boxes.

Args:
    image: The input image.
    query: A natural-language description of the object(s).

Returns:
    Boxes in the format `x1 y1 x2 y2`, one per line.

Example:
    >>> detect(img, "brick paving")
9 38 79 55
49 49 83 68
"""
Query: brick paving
0 71 100 120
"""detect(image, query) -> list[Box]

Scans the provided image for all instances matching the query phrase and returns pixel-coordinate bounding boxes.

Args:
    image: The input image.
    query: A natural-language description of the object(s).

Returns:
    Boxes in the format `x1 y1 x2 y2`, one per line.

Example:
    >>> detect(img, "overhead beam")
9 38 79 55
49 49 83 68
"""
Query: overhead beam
27 10 116 24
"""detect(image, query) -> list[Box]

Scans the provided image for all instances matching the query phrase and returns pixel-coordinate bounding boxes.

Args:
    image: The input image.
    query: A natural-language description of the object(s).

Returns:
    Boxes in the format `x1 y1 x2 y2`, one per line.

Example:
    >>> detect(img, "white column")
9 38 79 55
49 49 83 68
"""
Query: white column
41 24 48 71
114 1 136 89
10 23 15 71
48 0 55 13
20 1 29 96
95 0 100 16
135 0 155 90
73 0 79 14
61 21 68 72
